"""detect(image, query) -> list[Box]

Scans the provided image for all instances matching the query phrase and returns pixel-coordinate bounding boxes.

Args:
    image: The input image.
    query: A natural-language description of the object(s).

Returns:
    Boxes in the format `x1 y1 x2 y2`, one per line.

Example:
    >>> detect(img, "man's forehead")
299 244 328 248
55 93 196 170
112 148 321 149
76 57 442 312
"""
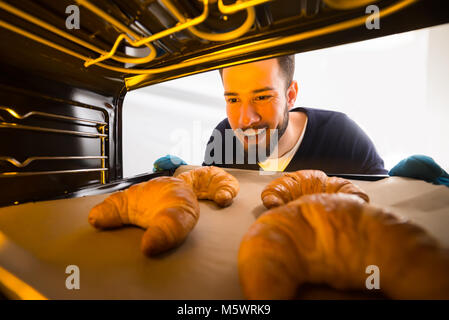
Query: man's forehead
222 58 282 93
223 58 280 77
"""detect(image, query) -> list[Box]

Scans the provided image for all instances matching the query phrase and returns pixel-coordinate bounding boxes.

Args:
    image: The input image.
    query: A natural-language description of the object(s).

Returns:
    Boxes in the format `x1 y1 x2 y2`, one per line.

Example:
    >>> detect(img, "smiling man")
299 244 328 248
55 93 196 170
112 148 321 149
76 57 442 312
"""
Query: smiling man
203 55 387 174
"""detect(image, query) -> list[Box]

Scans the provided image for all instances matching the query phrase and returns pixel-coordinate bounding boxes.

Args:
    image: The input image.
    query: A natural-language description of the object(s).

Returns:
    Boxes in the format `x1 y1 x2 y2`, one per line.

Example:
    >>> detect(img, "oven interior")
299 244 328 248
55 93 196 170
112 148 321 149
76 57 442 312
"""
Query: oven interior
1 0 448 207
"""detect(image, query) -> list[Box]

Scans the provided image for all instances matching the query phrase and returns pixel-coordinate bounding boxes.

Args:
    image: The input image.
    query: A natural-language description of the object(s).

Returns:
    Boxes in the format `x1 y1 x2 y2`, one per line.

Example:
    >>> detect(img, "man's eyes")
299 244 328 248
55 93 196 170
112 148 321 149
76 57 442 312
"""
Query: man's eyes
227 97 239 103
254 95 272 101
226 95 272 104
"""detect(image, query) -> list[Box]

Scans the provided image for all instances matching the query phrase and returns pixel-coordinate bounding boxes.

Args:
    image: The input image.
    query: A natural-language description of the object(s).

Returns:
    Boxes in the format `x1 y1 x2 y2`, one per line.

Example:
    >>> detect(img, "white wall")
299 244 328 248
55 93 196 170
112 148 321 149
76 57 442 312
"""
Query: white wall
123 23 449 178
123 72 226 177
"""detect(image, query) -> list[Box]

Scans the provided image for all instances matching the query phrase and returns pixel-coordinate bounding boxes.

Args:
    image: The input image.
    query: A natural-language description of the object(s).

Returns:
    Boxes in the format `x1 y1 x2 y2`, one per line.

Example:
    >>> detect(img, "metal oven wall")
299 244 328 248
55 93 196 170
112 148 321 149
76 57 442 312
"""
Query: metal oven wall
0 58 125 207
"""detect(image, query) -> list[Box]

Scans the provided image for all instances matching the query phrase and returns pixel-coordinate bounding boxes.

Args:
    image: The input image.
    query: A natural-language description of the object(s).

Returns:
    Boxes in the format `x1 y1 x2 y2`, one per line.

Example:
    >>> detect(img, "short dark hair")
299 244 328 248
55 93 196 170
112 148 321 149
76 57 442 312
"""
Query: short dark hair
219 55 295 89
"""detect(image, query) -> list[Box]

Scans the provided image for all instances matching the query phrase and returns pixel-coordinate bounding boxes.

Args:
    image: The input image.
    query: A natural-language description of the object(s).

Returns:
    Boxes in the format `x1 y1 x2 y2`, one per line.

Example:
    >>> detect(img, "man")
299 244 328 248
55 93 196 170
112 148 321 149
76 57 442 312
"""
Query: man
203 55 387 174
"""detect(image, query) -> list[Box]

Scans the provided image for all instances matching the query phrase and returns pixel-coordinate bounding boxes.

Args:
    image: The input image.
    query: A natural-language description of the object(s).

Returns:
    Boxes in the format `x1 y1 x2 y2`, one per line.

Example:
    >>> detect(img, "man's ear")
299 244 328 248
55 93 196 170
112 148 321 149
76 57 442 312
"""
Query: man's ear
286 80 299 110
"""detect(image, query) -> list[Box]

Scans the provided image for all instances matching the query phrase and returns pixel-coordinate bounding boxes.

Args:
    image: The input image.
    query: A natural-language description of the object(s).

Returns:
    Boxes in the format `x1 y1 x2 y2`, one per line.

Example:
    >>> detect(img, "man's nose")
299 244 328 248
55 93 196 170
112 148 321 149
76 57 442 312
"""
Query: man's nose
239 102 261 128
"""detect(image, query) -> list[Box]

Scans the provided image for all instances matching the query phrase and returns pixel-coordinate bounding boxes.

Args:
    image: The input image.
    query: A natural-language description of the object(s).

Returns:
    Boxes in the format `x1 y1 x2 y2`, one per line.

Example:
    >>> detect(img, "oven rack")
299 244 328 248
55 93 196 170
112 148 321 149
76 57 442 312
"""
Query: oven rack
0 106 108 184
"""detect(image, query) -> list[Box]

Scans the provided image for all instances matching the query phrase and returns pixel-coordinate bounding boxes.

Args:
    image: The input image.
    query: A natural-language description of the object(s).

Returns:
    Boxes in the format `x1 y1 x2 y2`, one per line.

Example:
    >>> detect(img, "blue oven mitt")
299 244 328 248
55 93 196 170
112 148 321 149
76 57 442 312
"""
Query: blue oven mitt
153 155 187 173
388 155 449 187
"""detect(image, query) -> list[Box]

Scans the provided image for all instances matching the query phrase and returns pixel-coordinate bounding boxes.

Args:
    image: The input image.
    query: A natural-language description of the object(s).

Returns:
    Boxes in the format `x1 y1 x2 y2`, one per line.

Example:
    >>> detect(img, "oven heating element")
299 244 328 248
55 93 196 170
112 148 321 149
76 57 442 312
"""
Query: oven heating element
0 0 416 77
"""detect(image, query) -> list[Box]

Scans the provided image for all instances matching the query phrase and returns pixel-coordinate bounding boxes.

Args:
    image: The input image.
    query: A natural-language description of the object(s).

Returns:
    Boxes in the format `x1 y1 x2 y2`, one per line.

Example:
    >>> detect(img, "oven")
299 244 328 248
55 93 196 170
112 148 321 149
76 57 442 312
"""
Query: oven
1 0 448 300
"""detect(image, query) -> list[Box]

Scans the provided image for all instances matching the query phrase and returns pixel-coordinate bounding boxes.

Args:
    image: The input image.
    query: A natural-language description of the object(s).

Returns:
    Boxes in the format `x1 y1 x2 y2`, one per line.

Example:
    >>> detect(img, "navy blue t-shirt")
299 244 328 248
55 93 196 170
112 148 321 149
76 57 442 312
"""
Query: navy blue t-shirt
203 107 387 174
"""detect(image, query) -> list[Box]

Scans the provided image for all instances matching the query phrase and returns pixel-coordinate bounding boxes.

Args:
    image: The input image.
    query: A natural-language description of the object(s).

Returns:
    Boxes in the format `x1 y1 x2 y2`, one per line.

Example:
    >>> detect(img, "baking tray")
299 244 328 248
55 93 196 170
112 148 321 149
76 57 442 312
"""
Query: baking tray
1 166 448 299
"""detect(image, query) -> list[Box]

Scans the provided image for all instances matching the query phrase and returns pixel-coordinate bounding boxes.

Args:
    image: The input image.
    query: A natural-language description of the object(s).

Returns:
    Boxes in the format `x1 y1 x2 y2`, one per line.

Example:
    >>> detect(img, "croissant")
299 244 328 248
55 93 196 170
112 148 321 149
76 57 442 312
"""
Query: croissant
238 193 449 299
261 169 369 208
88 176 200 256
176 166 240 207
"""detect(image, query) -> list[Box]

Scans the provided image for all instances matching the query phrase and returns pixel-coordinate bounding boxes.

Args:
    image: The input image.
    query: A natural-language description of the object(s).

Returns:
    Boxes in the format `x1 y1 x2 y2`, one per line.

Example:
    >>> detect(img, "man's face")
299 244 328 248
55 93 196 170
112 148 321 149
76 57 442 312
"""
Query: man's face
222 58 293 160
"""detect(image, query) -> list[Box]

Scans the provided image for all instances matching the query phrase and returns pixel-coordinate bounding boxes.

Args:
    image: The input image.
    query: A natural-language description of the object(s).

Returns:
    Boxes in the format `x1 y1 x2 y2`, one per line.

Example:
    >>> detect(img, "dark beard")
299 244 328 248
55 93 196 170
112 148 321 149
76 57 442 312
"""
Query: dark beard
244 105 289 163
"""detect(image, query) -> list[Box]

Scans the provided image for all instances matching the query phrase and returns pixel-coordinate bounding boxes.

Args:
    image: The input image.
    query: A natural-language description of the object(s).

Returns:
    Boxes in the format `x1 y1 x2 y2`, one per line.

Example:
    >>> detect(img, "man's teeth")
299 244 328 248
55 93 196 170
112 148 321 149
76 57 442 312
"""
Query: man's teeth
242 128 266 137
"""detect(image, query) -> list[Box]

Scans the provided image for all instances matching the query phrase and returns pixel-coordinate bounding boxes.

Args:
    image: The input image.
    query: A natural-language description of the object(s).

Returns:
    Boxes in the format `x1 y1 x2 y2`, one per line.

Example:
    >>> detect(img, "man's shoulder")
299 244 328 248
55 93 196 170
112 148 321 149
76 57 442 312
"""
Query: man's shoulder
290 107 387 174
294 107 350 127
205 118 233 147
213 118 231 132
294 107 356 137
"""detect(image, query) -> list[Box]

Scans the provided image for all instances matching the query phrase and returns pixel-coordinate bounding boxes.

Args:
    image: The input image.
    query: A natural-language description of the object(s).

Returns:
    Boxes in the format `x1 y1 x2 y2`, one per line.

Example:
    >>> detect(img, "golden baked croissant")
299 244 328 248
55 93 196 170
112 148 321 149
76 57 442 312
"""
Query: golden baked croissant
261 169 369 208
88 176 200 256
239 193 449 299
176 166 240 207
